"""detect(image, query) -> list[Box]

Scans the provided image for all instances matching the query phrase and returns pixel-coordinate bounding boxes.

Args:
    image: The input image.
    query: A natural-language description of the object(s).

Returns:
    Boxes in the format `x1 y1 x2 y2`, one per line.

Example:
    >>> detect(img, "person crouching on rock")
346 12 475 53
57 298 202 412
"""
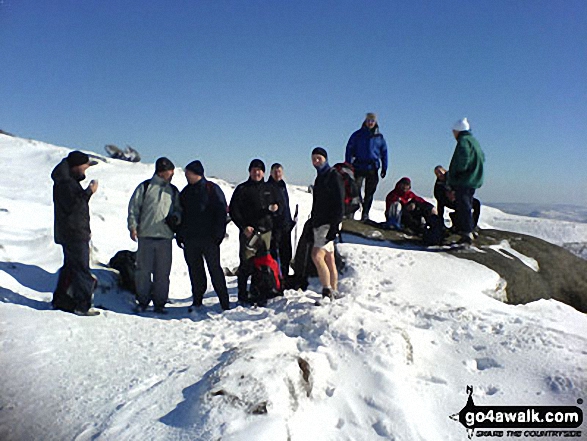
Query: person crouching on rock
385 177 437 233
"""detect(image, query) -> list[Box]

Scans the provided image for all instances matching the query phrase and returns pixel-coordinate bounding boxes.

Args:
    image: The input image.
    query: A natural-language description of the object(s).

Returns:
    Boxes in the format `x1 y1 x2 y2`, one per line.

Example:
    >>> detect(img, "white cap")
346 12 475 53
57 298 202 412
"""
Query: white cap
452 118 470 132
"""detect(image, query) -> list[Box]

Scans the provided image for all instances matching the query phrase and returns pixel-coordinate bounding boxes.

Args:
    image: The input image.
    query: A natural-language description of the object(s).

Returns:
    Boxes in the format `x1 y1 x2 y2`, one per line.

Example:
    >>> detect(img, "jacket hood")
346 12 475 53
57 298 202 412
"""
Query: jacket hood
51 159 78 183
361 123 380 135
394 177 411 191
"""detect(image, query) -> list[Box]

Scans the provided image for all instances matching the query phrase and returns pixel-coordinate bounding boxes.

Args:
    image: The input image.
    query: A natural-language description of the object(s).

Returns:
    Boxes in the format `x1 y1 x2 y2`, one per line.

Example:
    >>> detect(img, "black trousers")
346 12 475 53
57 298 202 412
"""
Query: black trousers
183 240 229 309
53 241 95 312
355 169 379 219
270 227 293 277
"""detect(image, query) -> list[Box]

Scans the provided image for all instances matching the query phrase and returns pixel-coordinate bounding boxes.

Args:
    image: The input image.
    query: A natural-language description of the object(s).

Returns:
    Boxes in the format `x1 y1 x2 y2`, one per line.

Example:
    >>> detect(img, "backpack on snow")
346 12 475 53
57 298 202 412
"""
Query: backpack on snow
108 250 138 294
285 218 346 291
249 253 282 306
331 162 361 218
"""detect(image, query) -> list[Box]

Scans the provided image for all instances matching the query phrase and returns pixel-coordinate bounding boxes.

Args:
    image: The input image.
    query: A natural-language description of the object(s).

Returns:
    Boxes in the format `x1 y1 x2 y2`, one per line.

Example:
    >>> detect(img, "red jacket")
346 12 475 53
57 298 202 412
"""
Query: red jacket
385 177 427 214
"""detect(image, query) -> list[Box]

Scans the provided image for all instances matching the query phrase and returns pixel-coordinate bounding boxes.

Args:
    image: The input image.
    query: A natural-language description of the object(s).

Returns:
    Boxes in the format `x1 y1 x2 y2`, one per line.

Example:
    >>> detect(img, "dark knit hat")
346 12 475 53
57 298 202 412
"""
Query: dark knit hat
248 159 265 172
311 147 328 159
67 150 98 167
185 160 204 176
155 157 175 173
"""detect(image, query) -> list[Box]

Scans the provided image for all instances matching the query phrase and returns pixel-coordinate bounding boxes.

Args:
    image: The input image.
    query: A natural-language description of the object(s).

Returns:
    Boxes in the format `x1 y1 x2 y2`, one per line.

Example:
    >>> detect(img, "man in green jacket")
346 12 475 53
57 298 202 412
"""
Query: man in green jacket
128 157 182 313
447 118 485 244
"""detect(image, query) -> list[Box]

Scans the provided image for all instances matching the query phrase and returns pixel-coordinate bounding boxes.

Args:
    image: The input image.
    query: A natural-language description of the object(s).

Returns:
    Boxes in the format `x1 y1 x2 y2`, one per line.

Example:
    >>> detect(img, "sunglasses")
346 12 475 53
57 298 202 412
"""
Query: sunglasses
366 119 376 123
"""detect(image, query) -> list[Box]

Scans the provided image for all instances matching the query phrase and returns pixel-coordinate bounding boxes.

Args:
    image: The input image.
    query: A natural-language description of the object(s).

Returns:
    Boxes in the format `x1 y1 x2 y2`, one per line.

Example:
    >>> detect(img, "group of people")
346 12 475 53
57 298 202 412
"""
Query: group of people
383 117 484 245
50 113 484 315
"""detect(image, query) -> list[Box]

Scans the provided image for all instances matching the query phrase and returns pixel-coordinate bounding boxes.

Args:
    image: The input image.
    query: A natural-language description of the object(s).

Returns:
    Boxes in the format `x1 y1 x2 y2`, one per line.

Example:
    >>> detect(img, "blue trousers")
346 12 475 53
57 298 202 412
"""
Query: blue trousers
454 186 476 234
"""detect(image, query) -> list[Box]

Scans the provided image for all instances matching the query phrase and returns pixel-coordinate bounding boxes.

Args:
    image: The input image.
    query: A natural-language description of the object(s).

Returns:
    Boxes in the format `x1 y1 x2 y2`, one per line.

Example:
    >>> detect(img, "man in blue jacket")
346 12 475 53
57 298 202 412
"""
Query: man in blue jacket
178 160 230 311
345 112 388 221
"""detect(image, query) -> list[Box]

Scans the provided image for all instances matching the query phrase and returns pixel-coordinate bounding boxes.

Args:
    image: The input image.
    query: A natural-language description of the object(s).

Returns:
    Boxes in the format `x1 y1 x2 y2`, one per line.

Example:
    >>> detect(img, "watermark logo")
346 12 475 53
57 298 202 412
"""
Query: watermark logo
450 386 583 439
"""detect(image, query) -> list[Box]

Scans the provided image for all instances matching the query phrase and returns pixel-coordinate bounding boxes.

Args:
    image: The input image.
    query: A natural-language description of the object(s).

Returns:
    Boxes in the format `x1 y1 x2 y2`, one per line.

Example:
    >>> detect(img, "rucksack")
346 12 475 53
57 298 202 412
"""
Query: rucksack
331 162 361 217
422 214 444 246
285 218 346 291
108 250 138 294
249 253 282 306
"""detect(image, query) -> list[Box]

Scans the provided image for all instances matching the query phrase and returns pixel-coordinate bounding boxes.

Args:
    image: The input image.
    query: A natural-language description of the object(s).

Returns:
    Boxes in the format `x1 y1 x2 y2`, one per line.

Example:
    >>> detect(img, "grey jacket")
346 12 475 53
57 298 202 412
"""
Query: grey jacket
127 175 182 239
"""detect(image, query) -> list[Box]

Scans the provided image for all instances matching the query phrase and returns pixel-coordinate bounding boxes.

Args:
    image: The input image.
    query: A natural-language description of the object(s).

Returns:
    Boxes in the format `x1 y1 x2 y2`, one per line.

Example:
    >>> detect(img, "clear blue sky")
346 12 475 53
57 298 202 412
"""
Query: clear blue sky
2 0 586 205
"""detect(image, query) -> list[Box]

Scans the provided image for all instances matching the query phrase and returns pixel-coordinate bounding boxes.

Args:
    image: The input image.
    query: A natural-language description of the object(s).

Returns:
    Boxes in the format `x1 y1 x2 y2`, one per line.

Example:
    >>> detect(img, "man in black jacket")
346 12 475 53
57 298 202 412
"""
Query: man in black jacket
229 159 283 304
178 160 230 311
51 151 99 316
310 147 345 300
267 163 295 278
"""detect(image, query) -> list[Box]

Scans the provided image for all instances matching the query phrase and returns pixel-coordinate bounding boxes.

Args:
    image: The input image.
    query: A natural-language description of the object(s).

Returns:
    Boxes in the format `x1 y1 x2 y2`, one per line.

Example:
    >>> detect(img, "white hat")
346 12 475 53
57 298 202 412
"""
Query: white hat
452 118 470 132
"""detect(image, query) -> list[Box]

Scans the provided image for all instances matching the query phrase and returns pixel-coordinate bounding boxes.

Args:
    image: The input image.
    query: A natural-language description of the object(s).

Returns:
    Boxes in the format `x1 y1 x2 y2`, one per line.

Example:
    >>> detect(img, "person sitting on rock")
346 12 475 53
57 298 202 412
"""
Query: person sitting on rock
385 177 437 233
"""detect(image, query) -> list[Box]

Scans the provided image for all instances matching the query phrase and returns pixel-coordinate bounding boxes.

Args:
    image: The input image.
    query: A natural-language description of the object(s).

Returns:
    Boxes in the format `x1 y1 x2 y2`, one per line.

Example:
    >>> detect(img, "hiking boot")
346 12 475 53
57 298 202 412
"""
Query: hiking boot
458 232 475 245
153 306 168 315
135 304 148 313
187 302 202 313
322 287 334 301
74 308 100 317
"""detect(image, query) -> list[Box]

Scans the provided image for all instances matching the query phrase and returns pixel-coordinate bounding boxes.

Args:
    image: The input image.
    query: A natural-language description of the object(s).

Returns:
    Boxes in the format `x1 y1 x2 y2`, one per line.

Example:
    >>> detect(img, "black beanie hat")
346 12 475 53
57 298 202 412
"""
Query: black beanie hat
248 158 265 172
311 147 328 159
155 157 175 173
185 160 204 176
67 150 97 167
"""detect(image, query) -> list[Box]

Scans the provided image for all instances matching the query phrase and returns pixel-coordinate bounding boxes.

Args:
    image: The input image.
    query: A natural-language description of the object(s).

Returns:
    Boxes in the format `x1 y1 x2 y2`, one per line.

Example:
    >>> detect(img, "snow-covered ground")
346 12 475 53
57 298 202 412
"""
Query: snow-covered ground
1 134 586 441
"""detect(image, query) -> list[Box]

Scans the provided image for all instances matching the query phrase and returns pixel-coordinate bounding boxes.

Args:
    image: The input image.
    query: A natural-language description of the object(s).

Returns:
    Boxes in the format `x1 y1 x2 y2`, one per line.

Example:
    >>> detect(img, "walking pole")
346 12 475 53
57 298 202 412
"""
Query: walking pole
292 204 299 256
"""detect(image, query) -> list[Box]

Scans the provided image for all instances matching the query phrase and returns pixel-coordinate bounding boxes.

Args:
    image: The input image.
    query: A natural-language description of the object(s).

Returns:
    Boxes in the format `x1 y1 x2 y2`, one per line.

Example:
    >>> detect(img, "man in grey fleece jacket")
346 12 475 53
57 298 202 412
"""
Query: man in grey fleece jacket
128 157 182 313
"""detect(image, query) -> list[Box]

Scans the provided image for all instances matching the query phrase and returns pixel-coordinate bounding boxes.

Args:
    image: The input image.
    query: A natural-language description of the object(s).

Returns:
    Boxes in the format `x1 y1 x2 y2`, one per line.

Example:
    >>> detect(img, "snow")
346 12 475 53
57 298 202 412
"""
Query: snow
1 134 586 441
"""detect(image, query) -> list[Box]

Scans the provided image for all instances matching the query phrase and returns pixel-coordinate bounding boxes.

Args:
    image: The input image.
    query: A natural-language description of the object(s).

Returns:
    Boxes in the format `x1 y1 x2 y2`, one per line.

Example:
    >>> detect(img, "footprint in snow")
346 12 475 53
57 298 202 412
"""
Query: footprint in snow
465 357 503 371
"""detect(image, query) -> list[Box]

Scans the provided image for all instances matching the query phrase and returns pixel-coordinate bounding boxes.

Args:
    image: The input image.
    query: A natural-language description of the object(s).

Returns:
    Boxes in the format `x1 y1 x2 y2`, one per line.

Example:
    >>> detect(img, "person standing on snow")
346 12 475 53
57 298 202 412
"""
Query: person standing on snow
310 147 345 300
177 160 230 312
127 157 182 313
229 159 283 305
345 112 389 221
267 163 295 278
51 150 100 316
447 118 485 244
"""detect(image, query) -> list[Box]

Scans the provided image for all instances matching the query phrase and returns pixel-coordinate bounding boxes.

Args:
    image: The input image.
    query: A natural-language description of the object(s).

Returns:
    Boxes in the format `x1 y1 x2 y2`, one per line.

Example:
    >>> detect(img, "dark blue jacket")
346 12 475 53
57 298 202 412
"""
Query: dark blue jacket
267 177 294 232
179 178 227 244
345 125 388 173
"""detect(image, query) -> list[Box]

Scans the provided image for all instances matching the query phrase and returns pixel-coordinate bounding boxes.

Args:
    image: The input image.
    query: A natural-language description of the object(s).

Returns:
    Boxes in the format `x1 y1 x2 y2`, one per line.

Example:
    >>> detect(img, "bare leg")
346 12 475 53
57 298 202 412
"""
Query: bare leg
324 251 338 291
311 247 331 289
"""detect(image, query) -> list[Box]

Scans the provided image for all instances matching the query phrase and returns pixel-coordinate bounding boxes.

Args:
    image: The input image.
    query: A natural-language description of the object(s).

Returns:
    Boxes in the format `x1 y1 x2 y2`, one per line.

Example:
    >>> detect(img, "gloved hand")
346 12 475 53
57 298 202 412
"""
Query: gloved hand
380 169 387 179
326 223 339 242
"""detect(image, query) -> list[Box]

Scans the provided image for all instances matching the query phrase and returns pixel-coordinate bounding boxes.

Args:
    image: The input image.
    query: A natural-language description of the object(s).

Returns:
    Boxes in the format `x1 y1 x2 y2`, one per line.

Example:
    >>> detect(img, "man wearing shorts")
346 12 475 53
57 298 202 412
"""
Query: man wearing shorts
309 147 345 300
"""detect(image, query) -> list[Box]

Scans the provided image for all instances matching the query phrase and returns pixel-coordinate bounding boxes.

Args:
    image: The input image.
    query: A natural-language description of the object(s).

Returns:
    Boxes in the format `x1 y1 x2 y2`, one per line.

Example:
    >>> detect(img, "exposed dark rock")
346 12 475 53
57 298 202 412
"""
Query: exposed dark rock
341 220 587 313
